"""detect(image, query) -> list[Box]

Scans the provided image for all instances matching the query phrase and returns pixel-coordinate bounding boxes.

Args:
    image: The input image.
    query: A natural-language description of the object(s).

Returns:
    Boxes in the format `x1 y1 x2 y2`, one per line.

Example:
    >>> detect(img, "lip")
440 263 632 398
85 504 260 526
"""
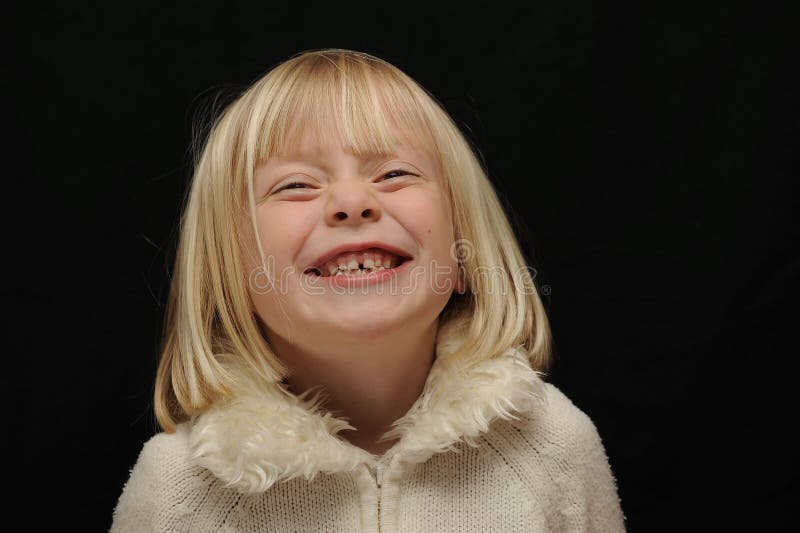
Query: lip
304 241 414 271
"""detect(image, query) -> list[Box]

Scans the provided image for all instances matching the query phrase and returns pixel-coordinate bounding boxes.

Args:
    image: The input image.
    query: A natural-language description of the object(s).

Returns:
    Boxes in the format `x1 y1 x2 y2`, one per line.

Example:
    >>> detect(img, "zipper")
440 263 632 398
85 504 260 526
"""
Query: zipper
375 462 384 488
376 462 383 531
369 461 385 532
369 451 397 532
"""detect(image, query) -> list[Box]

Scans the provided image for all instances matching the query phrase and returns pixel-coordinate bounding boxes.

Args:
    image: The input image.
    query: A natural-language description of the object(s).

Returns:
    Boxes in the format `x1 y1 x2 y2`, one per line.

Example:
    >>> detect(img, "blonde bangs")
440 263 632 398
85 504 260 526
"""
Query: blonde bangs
251 51 439 165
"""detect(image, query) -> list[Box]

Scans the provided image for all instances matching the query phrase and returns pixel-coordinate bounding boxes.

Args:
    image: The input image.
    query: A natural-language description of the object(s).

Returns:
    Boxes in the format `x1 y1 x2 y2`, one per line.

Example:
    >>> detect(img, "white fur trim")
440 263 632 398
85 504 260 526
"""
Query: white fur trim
189 375 374 493
382 346 546 465
189 318 546 493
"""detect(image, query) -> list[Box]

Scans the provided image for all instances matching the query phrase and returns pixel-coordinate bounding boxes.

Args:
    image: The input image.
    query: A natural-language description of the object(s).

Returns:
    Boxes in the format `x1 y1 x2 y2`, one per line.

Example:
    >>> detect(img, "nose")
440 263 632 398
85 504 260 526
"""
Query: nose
324 181 382 226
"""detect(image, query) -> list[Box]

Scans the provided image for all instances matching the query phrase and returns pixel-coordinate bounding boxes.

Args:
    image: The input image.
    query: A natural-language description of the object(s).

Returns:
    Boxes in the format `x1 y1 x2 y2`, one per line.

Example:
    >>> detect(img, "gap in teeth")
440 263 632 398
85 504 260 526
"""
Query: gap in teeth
319 248 403 277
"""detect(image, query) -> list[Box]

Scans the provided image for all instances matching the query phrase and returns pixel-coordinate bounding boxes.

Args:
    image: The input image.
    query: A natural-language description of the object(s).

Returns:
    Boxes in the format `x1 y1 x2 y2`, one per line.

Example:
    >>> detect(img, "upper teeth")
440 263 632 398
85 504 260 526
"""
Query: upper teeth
315 248 403 277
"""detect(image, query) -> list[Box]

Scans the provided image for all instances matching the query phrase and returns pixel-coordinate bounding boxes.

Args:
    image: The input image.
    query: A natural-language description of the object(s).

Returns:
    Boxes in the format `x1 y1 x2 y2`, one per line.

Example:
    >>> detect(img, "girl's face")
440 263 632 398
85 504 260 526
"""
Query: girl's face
248 128 460 352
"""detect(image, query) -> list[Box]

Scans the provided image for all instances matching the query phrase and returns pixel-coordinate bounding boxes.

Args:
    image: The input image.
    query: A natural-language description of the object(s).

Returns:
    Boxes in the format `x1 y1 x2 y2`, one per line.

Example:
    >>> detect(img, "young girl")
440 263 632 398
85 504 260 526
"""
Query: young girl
112 49 625 532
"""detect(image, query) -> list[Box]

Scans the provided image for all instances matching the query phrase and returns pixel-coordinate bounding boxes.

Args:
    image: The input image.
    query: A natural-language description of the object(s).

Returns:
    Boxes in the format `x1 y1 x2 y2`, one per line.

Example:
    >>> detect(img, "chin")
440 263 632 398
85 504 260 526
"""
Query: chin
326 316 402 342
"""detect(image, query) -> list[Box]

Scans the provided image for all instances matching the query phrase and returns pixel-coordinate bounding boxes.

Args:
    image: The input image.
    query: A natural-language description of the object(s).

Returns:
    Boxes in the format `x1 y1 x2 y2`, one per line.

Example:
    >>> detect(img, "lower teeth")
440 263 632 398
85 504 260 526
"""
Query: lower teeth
334 266 383 277
313 266 388 278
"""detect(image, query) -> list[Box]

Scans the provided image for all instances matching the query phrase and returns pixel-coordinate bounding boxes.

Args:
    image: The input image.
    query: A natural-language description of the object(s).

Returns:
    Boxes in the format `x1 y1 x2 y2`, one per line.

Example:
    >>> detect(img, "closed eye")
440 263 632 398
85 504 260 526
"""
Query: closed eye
276 181 310 191
381 169 417 180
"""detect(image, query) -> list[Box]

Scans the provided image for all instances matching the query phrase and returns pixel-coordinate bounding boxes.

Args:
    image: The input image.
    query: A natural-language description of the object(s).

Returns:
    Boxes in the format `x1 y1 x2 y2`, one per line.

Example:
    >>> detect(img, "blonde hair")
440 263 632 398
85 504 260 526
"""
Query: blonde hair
155 49 553 432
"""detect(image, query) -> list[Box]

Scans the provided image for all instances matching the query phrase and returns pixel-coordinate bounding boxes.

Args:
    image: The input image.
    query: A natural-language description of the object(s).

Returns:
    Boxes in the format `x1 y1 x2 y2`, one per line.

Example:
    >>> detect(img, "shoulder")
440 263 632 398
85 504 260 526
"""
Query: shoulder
111 425 213 532
137 425 193 466
486 382 608 470
536 381 604 451
487 381 626 530
492 379 614 475
123 425 198 484
496 382 601 455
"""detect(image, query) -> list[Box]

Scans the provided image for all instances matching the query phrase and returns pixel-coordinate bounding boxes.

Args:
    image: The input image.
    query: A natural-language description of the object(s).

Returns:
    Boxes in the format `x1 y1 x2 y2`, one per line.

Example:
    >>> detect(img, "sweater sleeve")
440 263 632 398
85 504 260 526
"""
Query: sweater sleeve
571 415 626 531
110 435 164 533
111 427 200 532
554 396 627 533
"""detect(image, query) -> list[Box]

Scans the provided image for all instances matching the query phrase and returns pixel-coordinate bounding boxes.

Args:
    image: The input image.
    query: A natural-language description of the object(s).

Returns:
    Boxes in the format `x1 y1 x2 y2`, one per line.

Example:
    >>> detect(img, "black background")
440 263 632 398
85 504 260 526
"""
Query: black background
6 2 798 531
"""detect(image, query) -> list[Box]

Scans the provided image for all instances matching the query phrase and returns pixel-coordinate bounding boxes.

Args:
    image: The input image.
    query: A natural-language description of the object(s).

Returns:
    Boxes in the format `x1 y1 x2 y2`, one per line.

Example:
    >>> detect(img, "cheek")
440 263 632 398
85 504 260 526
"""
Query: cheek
421 194 454 239
402 194 456 266
255 206 314 262
399 188 453 233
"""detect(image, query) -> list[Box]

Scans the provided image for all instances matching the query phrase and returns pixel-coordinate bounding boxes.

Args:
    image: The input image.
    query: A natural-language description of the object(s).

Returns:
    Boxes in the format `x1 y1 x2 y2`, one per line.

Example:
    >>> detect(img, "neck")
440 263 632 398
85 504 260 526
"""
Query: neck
268 319 439 457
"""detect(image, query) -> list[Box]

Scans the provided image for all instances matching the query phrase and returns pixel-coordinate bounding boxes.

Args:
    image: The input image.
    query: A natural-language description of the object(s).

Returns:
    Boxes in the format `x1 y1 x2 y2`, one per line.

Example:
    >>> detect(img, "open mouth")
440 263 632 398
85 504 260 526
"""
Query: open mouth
304 248 411 278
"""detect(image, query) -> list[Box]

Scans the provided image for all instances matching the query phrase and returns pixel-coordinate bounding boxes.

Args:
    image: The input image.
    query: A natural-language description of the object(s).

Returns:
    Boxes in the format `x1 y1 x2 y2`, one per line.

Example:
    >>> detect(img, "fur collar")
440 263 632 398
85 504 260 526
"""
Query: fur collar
188 318 547 494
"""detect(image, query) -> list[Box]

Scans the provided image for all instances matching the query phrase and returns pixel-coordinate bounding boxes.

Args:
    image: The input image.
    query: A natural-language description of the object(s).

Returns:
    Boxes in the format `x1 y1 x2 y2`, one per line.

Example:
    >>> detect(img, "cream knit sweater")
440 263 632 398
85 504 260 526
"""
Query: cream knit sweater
112 320 626 532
